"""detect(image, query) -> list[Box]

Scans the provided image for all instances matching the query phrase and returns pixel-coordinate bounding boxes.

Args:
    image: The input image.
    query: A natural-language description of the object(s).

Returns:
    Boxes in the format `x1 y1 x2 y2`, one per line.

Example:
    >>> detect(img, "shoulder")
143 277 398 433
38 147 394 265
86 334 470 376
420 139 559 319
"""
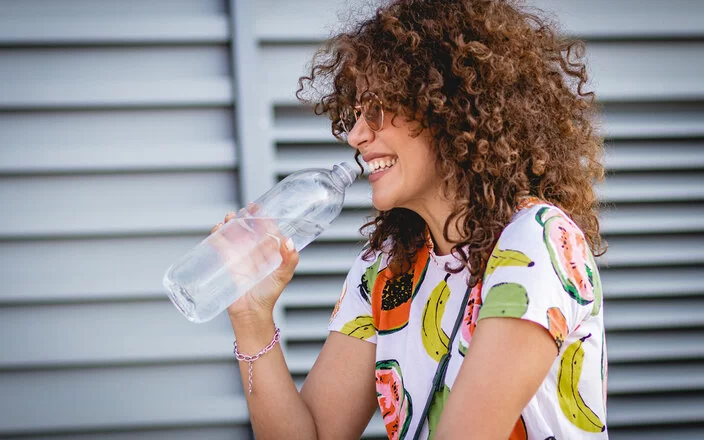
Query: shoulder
495 202 586 256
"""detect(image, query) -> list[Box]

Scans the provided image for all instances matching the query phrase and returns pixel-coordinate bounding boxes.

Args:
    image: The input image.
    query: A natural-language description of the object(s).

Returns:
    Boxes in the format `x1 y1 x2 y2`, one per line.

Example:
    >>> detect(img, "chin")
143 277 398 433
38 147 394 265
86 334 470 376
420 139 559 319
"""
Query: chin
371 195 395 212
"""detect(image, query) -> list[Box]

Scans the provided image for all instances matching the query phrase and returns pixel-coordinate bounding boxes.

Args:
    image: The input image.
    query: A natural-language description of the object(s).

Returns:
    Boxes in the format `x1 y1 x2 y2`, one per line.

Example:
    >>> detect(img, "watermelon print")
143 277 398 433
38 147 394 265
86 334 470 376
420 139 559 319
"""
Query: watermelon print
376 359 413 440
536 207 596 306
458 282 483 356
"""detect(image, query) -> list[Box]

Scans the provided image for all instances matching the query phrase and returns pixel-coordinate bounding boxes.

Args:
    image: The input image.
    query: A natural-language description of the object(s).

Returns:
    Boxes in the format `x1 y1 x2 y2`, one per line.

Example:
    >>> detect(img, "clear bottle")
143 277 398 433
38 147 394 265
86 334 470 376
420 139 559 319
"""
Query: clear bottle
163 162 360 323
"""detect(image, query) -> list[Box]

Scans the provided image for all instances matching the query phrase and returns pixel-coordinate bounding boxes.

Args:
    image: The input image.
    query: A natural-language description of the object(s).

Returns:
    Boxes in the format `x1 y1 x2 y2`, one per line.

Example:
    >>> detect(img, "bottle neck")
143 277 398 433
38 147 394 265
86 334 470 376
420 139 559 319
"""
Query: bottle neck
330 162 359 189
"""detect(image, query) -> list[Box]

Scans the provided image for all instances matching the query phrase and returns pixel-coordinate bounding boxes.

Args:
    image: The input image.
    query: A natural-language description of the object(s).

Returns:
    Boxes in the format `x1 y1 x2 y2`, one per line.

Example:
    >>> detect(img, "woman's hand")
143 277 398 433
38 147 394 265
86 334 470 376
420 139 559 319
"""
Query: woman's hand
209 206 299 324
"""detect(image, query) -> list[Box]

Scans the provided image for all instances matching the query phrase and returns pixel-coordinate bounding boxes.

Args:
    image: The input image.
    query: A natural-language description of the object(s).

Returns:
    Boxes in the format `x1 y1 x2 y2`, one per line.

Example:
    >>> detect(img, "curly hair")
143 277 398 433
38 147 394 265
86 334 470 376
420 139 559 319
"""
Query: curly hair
297 0 605 284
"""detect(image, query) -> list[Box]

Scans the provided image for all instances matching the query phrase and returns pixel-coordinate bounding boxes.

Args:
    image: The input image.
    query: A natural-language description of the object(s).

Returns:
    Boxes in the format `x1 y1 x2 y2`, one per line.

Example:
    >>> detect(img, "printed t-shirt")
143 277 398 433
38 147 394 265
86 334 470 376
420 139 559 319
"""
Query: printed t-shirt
328 201 608 439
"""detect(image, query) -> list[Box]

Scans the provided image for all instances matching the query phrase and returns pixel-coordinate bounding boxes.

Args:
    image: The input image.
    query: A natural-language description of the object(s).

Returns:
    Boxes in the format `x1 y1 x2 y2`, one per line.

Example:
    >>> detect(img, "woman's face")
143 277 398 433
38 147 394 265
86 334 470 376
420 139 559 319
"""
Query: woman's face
345 101 444 214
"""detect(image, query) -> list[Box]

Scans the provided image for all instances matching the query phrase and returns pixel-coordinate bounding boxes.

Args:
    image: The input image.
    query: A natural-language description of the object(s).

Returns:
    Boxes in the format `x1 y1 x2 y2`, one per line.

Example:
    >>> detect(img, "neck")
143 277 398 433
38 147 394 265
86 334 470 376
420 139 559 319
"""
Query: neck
412 197 459 256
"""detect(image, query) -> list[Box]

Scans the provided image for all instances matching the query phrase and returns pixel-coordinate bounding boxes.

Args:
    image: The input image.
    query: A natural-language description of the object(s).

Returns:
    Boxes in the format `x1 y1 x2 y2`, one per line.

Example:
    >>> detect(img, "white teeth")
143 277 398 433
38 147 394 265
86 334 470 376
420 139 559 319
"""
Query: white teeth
368 157 397 173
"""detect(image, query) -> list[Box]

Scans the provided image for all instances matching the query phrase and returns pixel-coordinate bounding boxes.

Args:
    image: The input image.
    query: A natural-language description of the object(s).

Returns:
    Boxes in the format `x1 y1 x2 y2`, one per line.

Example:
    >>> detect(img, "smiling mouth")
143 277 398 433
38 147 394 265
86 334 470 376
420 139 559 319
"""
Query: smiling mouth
367 157 398 174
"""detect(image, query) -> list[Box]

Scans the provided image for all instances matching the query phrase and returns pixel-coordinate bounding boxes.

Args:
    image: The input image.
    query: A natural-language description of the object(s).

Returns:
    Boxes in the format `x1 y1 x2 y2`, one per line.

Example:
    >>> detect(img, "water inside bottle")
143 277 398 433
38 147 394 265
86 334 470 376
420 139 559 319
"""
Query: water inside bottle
164 216 326 322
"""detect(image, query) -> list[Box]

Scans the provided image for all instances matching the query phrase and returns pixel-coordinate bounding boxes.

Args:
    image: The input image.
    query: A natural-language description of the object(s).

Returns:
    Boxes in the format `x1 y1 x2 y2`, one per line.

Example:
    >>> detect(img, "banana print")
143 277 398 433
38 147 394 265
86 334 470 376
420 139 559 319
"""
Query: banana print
557 334 606 433
485 247 535 277
422 274 451 362
340 315 376 340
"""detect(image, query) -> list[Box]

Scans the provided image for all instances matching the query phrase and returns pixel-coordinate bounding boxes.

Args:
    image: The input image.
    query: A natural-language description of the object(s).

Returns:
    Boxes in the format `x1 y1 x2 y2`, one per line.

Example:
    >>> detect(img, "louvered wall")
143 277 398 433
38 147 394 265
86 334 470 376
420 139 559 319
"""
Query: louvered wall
0 0 255 438
1 1 702 439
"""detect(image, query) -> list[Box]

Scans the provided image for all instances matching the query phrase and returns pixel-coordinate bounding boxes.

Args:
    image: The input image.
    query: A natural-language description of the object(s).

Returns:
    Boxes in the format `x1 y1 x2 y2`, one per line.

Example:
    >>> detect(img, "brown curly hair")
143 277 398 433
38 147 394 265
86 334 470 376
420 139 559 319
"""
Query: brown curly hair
297 0 605 284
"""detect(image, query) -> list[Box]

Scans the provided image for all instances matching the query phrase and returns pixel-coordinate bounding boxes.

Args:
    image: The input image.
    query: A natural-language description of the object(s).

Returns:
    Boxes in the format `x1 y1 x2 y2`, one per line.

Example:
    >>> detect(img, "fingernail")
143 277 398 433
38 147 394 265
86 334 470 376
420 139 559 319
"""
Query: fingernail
285 238 295 251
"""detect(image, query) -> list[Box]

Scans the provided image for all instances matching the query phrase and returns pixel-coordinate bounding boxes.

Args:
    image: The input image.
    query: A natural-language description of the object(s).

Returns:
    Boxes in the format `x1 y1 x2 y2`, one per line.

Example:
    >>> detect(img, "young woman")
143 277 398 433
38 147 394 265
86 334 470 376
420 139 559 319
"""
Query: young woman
215 0 607 438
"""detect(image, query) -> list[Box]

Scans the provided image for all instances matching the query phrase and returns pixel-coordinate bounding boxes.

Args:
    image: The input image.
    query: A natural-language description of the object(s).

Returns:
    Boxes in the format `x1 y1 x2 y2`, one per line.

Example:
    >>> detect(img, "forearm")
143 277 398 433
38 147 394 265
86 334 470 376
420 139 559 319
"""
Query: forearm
232 315 318 440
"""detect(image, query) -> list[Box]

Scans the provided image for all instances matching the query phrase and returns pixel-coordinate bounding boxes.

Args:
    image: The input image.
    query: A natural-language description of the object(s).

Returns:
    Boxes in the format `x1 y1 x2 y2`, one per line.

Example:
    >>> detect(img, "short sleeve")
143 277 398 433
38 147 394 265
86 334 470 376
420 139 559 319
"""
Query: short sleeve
477 205 603 353
328 246 385 344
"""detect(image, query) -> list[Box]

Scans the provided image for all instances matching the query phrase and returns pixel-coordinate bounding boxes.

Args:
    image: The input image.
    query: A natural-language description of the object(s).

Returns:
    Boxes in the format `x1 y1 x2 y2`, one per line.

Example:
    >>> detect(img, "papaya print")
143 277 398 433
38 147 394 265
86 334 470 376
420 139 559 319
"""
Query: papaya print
478 282 529 320
427 384 450 439
557 334 606 433
547 307 568 352
329 280 347 323
458 282 483 356
536 207 599 307
372 245 430 334
359 253 383 304
422 274 451 362
509 415 528 440
376 359 413 440
485 247 535 277
340 315 376 340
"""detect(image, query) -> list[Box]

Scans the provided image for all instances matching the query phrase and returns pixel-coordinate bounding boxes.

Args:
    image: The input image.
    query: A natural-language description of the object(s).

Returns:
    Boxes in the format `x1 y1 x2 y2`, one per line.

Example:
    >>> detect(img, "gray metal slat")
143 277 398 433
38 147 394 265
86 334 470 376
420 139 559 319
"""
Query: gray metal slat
608 427 704 440
605 141 704 172
0 171 238 216
0 141 236 175
597 173 704 203
0 0 226 15
607 394 704 427
600 267 704 299
596 235 704 267
600 204 704 235
0 301 235 369
0 78 232 109
604 299 704 331
608 362 704 394
282 276 347 308
603 102 704 140
286 341 325 374
0 108 236 149
607 330 704 363
0 16 230 45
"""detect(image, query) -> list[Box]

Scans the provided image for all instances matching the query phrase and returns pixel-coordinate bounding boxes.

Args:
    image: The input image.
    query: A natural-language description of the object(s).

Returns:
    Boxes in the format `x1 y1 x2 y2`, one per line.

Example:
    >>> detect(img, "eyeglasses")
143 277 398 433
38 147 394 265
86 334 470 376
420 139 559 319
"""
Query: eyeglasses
337 91 385 139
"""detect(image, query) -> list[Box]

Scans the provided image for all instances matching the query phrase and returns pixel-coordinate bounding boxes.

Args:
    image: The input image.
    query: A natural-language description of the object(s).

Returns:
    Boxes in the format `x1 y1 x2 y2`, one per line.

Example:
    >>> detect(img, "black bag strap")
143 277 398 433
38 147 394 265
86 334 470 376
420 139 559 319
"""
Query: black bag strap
412 282 473 440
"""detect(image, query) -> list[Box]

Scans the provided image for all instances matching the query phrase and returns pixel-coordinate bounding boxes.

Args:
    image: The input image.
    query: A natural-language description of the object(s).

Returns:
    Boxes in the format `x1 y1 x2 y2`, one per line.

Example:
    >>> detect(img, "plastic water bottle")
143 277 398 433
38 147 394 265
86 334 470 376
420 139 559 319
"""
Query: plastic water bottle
163 162 360 323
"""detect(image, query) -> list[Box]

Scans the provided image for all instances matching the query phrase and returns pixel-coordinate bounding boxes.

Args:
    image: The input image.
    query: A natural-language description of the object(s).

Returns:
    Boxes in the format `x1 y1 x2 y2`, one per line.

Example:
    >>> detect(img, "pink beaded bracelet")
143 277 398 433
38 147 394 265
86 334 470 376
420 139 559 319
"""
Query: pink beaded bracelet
233 328 281 395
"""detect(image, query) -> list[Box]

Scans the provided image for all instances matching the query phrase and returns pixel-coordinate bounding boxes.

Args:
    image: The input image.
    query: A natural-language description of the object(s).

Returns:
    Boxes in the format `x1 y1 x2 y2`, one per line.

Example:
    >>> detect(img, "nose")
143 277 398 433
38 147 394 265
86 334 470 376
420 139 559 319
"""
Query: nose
346 115 374 152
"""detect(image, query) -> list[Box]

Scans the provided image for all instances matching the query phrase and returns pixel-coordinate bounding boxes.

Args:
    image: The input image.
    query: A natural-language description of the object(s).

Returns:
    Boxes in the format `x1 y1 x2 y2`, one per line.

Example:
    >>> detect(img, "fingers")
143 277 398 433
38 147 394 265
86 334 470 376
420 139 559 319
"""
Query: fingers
210 222 224 234
270 237 299 287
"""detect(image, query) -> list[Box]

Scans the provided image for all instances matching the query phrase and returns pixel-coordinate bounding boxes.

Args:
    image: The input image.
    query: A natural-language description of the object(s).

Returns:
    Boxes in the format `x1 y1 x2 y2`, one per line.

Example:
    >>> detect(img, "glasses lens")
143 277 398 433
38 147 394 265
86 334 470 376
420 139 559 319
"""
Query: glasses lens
361 93 383 131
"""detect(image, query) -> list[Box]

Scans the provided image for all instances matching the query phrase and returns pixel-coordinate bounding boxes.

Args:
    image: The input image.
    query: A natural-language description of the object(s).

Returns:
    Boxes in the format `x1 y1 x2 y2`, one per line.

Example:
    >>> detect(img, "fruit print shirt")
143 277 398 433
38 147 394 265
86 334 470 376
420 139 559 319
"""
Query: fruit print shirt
328 200 608 439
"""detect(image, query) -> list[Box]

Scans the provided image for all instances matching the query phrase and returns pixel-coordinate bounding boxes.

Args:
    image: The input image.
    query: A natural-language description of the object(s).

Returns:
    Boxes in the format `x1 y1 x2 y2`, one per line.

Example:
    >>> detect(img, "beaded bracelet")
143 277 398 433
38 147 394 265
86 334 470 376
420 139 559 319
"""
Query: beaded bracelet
233 328 281 395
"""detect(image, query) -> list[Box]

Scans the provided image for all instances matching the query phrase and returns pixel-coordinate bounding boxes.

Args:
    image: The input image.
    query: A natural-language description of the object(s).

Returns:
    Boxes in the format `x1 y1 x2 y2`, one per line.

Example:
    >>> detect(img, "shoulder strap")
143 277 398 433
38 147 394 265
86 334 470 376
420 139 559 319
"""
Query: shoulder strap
412 282 473 440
